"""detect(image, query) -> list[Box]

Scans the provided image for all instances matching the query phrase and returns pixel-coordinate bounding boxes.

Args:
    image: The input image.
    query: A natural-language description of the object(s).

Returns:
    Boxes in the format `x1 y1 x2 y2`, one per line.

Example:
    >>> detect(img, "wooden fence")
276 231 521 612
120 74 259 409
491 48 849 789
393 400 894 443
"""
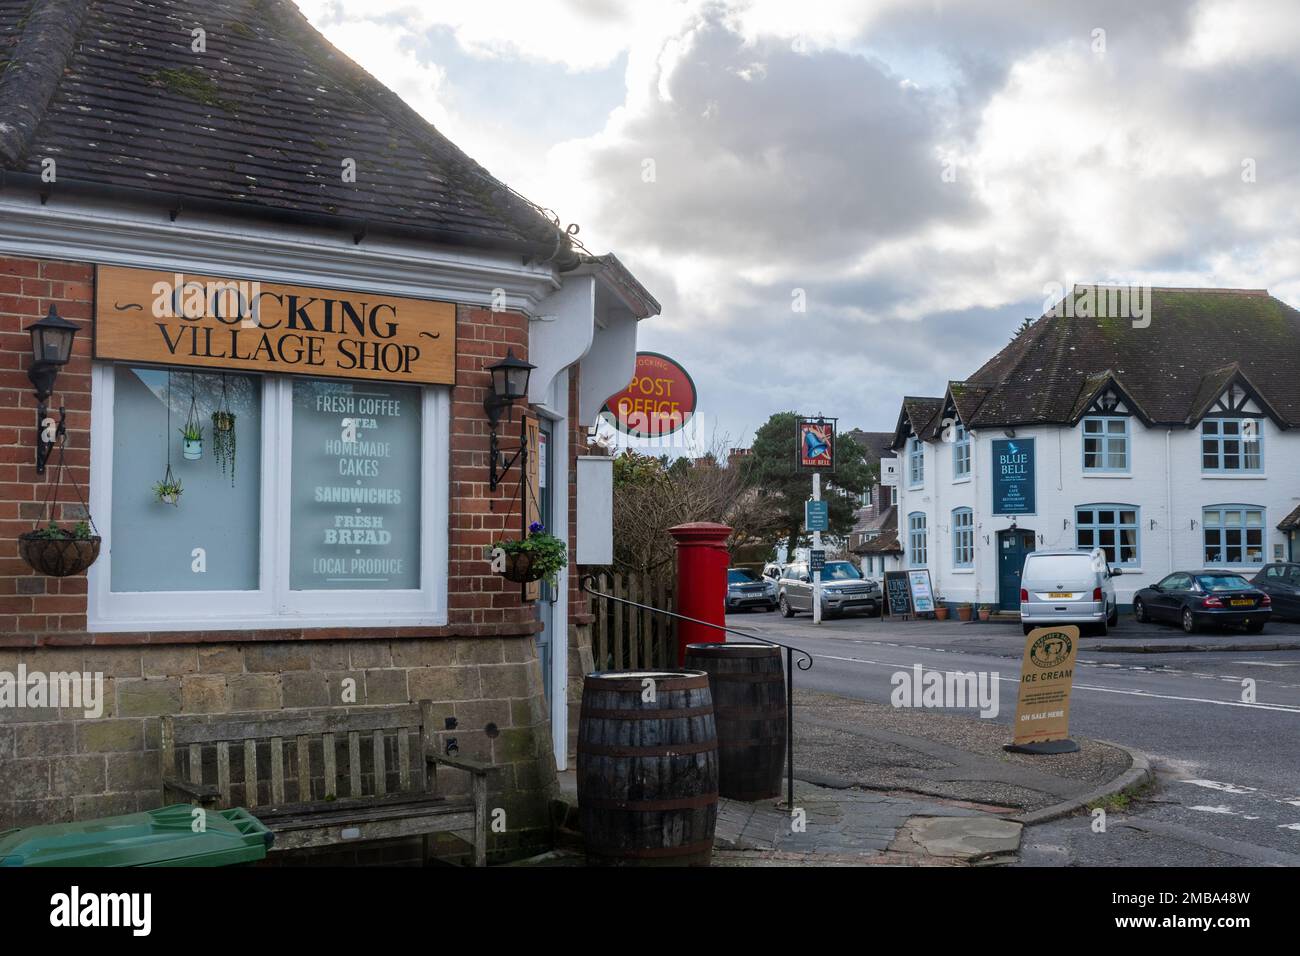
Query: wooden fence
588 571 677 671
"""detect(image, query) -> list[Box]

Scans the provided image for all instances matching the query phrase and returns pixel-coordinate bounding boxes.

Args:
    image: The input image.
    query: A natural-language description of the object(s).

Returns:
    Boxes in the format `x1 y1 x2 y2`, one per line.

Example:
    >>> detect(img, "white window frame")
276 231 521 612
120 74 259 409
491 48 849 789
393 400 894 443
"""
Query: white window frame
87 363 450 632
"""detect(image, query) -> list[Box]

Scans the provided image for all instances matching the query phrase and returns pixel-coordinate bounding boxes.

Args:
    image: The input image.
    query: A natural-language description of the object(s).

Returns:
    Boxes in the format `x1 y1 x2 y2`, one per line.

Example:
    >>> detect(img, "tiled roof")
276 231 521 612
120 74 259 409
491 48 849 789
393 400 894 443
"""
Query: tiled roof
956 287 1300 429
0 0 570 258
1279 503 1300 532
844 429 894 465
892 396 943 449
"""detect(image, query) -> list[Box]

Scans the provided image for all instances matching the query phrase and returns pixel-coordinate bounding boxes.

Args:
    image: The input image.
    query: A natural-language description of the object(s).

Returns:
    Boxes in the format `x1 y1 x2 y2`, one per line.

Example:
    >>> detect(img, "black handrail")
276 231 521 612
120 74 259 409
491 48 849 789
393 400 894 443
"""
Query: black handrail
581 574 810 812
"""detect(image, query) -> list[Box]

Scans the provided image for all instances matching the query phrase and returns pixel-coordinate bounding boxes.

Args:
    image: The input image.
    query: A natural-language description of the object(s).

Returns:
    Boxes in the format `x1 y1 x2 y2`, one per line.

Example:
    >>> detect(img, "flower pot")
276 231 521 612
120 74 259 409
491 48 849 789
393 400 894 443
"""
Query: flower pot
18 533 101 577
183 439 202 460
956 605 973 622
499 550 545 584
159 492 181 506
978 609 991 622
934 606 949 621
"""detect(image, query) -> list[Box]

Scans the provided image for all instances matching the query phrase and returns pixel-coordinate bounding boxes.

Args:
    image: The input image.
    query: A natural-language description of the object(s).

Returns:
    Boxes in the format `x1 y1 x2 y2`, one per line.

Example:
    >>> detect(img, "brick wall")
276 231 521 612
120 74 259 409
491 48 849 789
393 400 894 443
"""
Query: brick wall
0 254 558 857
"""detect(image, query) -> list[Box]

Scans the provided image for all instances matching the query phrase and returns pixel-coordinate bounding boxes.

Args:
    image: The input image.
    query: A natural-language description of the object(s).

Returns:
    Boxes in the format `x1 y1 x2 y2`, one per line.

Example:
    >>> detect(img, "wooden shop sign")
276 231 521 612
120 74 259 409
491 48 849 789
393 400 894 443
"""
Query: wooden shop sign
94 265 456 385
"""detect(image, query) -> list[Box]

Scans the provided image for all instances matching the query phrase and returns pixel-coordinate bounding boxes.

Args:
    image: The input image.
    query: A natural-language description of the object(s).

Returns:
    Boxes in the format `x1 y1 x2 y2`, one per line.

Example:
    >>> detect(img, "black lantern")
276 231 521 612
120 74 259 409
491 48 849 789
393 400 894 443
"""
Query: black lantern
483 348 536 492
24 305 79 474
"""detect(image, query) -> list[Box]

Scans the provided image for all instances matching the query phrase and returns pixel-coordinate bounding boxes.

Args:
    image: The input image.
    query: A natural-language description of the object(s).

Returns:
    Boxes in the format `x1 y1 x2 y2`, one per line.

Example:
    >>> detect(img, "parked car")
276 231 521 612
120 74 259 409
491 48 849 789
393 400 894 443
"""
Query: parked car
778 560 881 619
1019 548 1121 636
761 562 784 582
726 567 778 612
1133 570 1272 634
1250 562 1300 622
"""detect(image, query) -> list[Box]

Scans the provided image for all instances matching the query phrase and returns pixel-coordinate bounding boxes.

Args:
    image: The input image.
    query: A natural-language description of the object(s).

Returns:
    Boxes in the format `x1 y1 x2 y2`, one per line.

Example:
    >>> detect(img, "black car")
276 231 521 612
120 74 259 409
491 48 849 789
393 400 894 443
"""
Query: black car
1132 570 1272 634
1251 562 1300 622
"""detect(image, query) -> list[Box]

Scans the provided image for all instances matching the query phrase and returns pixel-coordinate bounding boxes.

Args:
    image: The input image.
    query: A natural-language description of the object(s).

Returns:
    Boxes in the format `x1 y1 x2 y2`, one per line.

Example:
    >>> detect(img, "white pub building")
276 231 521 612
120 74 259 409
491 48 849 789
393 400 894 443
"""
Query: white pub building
891 286 1300 613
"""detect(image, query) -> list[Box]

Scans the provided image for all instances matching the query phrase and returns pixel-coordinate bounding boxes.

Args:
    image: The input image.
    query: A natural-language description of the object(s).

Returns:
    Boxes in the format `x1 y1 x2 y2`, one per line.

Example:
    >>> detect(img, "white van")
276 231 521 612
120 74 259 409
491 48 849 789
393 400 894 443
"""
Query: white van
1019 548 1121 636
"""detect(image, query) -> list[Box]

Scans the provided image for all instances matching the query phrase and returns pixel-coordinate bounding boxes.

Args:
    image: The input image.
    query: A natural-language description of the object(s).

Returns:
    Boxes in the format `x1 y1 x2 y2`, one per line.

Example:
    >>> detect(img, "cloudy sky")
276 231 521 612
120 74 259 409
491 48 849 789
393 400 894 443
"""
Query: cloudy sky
296 0 1300 447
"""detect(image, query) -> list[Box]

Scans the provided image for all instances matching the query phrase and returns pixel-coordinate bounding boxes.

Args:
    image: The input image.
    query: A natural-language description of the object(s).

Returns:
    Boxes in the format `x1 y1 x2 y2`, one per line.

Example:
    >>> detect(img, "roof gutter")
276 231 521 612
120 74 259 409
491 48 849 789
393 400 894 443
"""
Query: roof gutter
0 169 580 270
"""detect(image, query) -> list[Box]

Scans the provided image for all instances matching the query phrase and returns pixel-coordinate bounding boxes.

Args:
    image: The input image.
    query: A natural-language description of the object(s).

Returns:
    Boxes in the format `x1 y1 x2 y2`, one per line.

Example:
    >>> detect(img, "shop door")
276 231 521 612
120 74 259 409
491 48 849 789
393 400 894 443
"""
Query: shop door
535 421 554 702
997 529 1036 611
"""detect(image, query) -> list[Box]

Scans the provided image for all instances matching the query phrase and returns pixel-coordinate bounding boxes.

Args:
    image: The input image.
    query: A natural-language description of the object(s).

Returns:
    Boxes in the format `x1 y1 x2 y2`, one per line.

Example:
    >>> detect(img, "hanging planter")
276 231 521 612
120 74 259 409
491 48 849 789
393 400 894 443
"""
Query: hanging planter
154 467 184 506
488 522 568 586
18 522 101 577
181 375 203 460
212 374 237 484
16 433 101 578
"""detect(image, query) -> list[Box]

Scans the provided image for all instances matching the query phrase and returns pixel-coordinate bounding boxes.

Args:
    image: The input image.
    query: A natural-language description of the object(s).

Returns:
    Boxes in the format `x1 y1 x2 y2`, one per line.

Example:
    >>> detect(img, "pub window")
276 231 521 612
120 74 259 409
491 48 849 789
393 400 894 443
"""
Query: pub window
1202 505 1265 566
1075 504 1139 566
1082 416 1129 472
1201 418 1263 473
952 425 971 480
89 365 448 631
952 508 974 567
908 512 927 567
908 438 924 487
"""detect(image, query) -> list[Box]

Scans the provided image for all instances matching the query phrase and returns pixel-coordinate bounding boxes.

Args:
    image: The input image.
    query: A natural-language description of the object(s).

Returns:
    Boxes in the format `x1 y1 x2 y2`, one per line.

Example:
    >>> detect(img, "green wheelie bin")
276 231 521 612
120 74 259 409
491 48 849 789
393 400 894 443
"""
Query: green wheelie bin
0 804 274 867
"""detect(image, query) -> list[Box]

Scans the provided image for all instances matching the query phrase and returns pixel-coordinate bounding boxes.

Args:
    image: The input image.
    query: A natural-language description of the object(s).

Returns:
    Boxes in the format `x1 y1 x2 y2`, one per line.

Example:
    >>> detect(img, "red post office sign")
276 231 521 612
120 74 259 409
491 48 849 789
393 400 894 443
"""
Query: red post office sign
600 352 696 438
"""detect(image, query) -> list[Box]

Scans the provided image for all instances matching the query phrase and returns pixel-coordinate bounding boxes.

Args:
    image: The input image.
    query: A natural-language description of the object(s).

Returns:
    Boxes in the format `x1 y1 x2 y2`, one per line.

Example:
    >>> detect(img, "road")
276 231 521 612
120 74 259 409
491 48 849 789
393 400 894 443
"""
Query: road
725 609 1300 866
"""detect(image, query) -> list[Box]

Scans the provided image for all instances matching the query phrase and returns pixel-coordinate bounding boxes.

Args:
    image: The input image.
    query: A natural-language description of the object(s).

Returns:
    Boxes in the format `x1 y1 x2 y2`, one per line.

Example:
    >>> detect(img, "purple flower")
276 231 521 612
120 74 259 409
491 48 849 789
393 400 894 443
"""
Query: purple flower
529 521 544 534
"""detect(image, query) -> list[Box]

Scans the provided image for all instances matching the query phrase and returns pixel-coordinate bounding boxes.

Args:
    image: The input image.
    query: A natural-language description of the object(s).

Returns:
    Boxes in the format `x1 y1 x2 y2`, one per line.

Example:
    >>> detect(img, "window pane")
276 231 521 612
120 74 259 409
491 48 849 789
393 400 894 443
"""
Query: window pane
110 367 261 592
1203 510 1220 527
290 380 422 590
1106 419 1126 434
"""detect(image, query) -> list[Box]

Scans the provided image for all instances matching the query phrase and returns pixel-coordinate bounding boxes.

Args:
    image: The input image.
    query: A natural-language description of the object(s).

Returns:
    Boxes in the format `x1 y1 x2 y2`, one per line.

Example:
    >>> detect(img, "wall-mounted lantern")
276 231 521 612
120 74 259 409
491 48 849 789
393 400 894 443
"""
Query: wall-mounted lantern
483 348 535 492
25 305 79 475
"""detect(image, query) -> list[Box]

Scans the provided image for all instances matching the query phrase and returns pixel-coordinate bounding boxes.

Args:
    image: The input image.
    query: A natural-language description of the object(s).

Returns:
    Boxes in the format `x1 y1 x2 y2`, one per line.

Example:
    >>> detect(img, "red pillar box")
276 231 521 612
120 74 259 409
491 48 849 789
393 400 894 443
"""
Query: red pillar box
669 522 733 664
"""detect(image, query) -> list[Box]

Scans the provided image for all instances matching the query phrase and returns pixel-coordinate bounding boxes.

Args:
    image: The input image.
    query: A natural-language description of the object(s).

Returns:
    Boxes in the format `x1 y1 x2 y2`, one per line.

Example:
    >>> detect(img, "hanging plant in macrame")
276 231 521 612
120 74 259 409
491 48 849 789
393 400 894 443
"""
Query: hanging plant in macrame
211 372 237 485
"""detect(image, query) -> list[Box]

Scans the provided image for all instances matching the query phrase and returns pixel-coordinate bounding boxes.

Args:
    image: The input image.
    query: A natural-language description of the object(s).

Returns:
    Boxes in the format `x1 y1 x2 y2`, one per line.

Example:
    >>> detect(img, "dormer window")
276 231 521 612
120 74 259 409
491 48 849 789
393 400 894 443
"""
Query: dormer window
1082 416 1129 472
908 438 924 487
1202 418 1263 473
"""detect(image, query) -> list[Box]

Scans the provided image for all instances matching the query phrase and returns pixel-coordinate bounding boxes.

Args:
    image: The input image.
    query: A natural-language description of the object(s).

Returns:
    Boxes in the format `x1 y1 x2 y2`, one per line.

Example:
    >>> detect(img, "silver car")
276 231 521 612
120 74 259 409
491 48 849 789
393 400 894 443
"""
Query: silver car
778 561 881 619
1019 548 1121 636
727 568 778 612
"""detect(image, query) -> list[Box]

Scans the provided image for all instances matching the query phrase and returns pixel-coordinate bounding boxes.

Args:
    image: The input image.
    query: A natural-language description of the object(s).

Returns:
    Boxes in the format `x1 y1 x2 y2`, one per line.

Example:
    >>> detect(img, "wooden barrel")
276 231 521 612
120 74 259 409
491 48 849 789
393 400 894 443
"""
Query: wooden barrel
683 643 786 800
577 670 718 866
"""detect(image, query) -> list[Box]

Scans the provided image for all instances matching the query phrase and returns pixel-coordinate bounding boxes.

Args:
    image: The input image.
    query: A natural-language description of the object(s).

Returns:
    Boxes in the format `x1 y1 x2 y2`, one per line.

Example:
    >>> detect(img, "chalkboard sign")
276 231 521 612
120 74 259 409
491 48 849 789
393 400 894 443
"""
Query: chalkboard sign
883 571 913 617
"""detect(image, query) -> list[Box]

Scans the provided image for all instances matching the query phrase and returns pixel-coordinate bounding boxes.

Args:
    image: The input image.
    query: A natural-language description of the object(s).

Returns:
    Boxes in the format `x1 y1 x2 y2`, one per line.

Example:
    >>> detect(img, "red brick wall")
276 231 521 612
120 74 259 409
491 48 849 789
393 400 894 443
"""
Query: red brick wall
0 257 94 637
0 256 538 645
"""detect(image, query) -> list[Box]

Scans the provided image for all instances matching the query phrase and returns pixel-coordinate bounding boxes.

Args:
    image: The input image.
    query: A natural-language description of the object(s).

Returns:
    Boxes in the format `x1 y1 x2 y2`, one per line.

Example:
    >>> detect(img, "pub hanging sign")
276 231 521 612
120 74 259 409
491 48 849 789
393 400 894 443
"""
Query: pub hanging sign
93 266 457 385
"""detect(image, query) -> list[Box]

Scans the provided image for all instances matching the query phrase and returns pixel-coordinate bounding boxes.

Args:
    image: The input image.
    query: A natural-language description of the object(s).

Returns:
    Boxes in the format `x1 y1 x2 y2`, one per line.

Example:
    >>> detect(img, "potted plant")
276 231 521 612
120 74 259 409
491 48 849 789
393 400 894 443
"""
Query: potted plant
488 521 568 585
212 409 236 482
956 603 974 622
179 421 204 461
154 474 184 506
934 601 950 621
17 520 101 577
978 603 992 622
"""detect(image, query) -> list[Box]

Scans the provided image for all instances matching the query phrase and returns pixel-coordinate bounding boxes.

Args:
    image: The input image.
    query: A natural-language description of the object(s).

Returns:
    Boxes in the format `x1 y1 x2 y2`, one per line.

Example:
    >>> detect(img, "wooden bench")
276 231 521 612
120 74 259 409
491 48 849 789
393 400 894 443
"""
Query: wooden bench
161 701 489 866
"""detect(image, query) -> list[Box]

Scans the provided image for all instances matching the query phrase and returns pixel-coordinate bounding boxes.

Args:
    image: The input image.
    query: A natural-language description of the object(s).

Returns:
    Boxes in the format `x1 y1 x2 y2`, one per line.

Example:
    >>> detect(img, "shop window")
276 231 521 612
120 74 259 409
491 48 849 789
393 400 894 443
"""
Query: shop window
109 367 261 592
952 425 971 479
1075 504 1139 566
1082 417 1129 472
289 379 421 590
908 512 927 567
1201 418 1263 473
90 365 448 632
1203 505 1265 566
952 508 974 567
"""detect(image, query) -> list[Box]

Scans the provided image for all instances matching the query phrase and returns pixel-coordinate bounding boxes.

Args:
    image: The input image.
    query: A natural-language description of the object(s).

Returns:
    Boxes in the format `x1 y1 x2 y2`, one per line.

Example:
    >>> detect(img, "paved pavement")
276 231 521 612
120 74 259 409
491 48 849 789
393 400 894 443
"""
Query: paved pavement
725 609 1300 866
